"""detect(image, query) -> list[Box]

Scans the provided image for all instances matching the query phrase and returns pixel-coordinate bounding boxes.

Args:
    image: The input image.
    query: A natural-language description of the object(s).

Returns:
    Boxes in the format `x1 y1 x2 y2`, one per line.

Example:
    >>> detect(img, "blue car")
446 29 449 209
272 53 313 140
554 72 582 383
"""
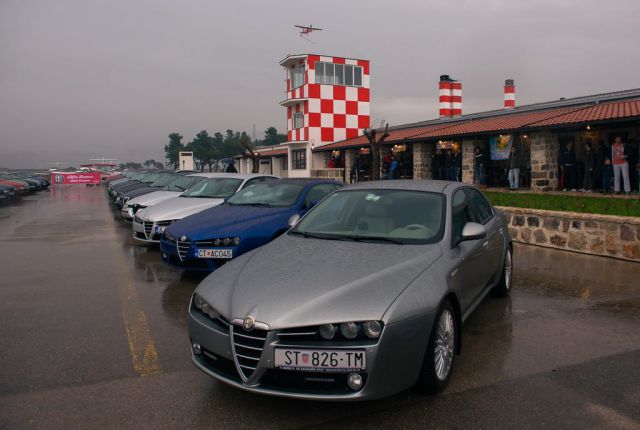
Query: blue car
160 179 343 271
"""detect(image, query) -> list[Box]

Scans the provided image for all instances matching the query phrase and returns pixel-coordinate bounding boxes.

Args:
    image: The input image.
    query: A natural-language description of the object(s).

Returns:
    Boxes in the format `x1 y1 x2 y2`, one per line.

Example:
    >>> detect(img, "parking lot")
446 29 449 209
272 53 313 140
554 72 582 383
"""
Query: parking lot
1 185 639 429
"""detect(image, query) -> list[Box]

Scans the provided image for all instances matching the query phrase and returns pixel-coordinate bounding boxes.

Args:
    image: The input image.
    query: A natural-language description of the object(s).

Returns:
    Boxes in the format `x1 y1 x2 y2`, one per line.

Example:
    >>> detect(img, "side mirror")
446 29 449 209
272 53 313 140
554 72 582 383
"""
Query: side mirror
460 222 487 242
305 200 320 210
288 214 301 228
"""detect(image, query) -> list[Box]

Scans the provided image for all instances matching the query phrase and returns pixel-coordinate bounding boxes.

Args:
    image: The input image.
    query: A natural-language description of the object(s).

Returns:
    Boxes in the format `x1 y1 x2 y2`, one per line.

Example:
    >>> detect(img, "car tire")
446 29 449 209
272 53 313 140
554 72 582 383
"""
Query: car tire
415 300 458 394
492 246 513 297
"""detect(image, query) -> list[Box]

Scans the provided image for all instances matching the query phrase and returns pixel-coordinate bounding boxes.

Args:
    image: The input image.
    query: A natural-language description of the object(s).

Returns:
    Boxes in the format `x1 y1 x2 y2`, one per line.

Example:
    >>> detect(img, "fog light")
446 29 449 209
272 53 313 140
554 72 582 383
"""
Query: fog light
192 342 202 355
193 294 204 309
232 237 240 246
319 324 336 340
222 237 231 246
347 372 363 391
161 253 168 259
213 238 221 246
340 322 358 339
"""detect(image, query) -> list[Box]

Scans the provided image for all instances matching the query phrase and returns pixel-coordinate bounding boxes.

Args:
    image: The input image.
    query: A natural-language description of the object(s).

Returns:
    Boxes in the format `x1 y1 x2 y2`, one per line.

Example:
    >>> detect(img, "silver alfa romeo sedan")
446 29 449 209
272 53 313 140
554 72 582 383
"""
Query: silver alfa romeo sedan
188 180 512 400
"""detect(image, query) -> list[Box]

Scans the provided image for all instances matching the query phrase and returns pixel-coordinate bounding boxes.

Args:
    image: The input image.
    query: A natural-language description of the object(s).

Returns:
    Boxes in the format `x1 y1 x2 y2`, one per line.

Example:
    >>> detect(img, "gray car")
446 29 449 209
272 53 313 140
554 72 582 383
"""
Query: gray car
188 180 512 400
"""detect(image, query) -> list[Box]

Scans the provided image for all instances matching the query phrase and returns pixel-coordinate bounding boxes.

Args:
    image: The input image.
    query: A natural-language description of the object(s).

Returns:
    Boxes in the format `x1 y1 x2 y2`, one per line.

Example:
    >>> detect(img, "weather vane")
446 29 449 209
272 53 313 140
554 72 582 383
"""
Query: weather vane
295 25 322 44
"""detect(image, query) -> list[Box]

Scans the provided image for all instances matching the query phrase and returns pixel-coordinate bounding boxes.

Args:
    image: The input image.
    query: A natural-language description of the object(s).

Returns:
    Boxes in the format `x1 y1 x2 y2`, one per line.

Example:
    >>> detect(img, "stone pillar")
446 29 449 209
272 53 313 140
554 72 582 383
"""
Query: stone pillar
529 132 560 192
461 140 480 184
344 149 356 183
412 142 434 180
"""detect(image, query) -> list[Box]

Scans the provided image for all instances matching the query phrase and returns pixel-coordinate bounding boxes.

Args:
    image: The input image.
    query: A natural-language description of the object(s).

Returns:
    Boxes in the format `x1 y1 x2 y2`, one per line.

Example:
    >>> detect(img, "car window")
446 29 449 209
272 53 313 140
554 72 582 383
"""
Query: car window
181 178 243 198
227 183 305 207
304 184 339 207
464 189 494 225
243 176 275 189
451 189 474 245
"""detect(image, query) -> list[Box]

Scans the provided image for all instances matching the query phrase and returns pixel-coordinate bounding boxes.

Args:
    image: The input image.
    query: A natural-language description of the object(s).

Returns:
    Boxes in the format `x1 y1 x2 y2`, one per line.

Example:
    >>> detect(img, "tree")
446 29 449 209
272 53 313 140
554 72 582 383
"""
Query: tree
187 130 217 172
143 159 161 169
257 126 287 147
118 162 143 170
238 131 259 173
364 124 390 181
164 133 184 170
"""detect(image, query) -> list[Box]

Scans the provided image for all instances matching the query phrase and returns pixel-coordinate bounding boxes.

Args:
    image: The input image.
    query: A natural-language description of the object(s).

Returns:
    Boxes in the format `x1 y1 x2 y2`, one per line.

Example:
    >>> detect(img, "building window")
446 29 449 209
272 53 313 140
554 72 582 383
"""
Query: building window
293 111 304 129
290 65 305 89
315 61 363 87
292 149 306 170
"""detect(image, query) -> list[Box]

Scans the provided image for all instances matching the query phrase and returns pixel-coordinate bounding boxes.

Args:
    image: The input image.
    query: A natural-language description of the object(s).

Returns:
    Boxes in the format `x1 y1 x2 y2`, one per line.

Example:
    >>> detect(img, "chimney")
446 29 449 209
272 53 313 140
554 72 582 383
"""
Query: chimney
504 79 515 109
439 75 462 117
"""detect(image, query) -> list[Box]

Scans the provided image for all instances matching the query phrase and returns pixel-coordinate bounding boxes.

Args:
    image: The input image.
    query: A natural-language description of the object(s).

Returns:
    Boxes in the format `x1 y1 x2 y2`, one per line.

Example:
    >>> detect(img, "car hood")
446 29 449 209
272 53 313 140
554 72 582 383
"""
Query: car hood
167 204 294 239
123 186 162 199
197 235 443 329
127 191 183 207
141 196 225 222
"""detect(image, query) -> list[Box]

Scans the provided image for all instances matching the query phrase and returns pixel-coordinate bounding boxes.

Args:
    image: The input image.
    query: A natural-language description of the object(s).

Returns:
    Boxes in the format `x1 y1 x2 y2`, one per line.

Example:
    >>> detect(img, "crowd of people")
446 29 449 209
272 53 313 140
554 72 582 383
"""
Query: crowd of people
430 147 463 182
559 136 638 195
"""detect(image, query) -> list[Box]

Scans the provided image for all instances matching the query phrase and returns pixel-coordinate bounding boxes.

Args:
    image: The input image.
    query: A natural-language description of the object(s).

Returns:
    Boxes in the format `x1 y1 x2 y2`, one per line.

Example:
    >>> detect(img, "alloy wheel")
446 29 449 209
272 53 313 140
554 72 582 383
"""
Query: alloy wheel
434 309 455 381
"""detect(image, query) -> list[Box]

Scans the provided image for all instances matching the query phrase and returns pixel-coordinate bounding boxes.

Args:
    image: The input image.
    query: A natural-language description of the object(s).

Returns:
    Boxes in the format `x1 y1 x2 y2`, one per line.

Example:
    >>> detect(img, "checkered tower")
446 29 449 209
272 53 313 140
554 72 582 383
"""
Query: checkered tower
279 54 370 176
504 79 515 109
438 75 462 117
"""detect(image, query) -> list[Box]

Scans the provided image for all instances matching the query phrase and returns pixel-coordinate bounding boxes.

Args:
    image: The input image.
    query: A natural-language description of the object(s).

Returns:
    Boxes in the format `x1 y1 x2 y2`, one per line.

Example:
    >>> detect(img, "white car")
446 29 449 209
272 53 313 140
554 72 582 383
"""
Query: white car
132 173 277 243
120 174 207 222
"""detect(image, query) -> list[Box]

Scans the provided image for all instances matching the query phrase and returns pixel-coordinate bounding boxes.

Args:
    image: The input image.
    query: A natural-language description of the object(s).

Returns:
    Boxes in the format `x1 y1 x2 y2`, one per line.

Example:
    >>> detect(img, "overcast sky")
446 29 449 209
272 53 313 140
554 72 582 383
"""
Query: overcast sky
1 0 639 168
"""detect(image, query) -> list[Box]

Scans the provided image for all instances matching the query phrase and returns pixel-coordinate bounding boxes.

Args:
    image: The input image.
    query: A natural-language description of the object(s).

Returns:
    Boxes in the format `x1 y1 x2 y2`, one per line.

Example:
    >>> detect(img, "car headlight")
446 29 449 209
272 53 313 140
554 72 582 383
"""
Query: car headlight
222 237 231 246
193 294 220 320
362 321 382 339
164 230 176 242
319 324 336 340
340 322 358 339
232 237 241 246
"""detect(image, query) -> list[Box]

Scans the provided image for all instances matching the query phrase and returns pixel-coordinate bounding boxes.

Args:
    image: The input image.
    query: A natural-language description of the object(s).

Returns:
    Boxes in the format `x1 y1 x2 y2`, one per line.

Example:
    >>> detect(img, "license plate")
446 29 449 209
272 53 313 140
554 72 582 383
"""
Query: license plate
196 248 233 259
274 348 365 372
154 225 166 234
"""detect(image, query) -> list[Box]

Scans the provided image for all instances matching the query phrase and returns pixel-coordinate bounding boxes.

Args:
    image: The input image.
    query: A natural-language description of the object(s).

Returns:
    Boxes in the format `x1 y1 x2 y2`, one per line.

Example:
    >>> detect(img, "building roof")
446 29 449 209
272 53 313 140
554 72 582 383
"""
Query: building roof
316 88 640 151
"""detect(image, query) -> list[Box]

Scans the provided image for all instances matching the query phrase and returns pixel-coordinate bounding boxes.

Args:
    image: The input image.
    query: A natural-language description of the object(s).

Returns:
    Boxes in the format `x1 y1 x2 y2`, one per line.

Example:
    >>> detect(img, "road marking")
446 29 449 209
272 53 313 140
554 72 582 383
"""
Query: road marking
105 207 162 377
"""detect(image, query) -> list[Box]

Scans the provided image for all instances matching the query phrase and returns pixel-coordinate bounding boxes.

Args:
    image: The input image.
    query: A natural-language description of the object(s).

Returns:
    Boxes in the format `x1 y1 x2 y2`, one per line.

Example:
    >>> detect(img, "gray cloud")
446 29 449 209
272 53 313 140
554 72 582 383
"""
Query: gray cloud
1 0 638 168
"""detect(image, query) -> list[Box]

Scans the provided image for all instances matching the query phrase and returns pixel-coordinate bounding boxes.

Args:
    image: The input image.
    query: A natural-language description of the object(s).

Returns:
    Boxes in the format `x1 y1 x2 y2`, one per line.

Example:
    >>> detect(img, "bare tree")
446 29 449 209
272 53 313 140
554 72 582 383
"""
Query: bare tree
364 123 390 181
238 132 259 173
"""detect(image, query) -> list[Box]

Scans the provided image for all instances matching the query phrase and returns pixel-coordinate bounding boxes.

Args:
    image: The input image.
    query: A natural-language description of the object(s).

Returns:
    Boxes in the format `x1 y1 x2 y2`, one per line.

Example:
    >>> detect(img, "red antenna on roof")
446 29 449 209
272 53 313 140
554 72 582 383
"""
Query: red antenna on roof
295 25 322 44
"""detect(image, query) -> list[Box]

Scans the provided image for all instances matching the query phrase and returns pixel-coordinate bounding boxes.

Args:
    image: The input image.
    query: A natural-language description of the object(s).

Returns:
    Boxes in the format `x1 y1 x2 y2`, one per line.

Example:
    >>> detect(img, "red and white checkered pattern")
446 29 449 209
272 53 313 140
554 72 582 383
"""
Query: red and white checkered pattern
438 77 462 117
284 54 370 145
504 79 515 109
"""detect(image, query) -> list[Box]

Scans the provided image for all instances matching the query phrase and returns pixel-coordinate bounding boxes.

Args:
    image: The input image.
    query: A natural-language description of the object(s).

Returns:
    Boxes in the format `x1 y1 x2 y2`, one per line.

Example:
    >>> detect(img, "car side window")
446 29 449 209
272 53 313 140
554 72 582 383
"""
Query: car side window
451 189 473 245
465 189 494 225
304 184 337 207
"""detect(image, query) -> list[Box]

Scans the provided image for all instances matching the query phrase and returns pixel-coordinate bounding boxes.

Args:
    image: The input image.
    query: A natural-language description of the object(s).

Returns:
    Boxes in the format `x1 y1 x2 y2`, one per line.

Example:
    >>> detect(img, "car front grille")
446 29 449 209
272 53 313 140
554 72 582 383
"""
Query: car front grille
143 221 153 238
231 325 267 380
176 239 190 260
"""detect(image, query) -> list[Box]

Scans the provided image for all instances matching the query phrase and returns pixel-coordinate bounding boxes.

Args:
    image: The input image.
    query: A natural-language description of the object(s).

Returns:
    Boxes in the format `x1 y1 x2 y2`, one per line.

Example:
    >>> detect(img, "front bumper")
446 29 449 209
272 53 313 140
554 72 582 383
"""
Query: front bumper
160 238 233 272
188 308 435 401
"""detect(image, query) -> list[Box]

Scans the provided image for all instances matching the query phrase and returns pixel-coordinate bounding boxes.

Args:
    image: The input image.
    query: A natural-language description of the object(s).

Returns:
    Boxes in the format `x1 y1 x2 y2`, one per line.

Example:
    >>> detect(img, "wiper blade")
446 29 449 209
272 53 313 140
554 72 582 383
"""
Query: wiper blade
289 231 333 240
338 235 404 244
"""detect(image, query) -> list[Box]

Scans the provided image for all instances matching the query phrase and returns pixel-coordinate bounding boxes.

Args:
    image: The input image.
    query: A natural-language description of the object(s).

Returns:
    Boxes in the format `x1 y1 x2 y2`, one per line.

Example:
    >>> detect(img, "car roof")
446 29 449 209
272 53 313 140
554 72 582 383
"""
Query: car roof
187 173 277 179
264 178 342 186
342 179 467 195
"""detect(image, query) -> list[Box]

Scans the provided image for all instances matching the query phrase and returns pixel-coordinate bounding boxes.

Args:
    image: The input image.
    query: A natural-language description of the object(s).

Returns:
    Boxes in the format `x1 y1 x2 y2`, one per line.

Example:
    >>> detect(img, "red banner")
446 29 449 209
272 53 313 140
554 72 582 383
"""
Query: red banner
51 172 102 185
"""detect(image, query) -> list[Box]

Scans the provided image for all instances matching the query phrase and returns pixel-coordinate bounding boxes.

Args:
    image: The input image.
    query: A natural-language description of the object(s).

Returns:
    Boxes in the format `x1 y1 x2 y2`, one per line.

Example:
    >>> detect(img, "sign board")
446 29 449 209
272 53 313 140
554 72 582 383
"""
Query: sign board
490 135 513 160
51 172 102 185
437 140 455 150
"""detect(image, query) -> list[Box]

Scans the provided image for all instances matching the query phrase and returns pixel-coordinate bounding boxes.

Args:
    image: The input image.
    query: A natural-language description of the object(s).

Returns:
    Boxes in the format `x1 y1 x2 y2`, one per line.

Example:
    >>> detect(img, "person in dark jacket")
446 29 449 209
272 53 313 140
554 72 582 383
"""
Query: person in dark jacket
431 148 442 180
453 147 462 181
581 141 595 192
561 142 577 191
473 146 485 186
443 149 453 181
507 147 522 189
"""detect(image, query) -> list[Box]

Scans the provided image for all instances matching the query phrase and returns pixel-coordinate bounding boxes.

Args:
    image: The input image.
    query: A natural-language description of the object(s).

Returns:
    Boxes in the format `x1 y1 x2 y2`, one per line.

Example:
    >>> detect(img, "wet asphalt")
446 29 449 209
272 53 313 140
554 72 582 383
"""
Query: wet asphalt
0 186 639 429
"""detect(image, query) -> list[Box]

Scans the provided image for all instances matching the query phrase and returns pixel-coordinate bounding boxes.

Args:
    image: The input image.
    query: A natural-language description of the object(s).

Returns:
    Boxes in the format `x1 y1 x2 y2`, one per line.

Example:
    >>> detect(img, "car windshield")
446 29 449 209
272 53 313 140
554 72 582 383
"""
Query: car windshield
140 173 162 183
226 183 304 207
181 178 243 198
290 189 445 245
164 176 204 192
149 175 176 187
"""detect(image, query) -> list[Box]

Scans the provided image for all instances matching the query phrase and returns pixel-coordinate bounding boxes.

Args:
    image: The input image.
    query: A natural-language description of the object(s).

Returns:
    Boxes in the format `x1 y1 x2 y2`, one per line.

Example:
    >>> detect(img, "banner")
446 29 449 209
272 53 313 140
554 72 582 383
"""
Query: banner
490 135 513 160
51 172 102 185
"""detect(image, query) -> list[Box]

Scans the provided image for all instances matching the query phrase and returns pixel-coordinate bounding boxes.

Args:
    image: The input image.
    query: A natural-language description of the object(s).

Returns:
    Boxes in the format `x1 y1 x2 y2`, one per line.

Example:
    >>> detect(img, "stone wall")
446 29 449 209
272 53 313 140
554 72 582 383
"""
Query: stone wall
461 139 482 184
499 206 640 262
311 168 345 181
413 142 432 180
529 132 560 191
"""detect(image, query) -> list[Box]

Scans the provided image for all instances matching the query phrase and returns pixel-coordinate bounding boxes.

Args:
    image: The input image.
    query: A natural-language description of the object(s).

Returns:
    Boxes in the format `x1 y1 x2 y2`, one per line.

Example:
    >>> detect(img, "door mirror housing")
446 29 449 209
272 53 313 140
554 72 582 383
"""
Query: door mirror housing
288 214 301 228
460 222 487 242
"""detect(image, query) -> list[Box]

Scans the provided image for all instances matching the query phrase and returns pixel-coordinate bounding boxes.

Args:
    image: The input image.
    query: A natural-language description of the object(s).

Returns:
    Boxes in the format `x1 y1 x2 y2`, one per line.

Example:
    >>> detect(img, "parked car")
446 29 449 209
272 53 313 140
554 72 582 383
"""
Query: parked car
160 179 343 271
132 173 277 243
187 180 512 400
114 173 178 208
0 184 13 201
120 174 208 222
0 178 28 194
110 172 168 204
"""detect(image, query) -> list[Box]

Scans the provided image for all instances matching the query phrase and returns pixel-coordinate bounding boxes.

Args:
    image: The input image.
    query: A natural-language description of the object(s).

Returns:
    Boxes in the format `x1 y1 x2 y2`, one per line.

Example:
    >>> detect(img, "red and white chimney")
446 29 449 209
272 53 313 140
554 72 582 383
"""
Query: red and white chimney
504 79 515 109
438 75 462 117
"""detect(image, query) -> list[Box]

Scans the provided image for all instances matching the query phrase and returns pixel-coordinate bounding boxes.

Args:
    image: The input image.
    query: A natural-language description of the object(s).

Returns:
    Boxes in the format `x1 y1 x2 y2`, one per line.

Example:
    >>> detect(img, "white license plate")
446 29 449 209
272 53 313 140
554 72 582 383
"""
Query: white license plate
196 249 233 259
274 348 366 372
154 225 166 234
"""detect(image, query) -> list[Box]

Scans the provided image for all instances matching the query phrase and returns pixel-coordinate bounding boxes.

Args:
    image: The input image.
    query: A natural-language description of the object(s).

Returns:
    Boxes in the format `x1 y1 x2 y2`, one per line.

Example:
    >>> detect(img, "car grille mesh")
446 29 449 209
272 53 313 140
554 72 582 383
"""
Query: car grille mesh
176 239 190 260
232 326 267 380
143 221 153 238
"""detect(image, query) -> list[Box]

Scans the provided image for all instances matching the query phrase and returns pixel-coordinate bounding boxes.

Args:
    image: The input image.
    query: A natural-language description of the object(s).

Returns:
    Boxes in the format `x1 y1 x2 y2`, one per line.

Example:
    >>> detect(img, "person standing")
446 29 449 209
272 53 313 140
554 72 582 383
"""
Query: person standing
581 141 595 192
453 147 462 181
561 142 577 191
431 148 441 180
611 136 631 194
443 149 453 181
473 146 485 186
389 155 399 180
507 147 521 190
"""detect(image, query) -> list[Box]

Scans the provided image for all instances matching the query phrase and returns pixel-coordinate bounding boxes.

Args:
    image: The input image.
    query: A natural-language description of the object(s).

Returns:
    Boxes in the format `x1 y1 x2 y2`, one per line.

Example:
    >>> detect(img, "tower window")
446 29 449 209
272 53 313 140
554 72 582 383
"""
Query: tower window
290 65 305 89
314 61 363 87
293 112 304 129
